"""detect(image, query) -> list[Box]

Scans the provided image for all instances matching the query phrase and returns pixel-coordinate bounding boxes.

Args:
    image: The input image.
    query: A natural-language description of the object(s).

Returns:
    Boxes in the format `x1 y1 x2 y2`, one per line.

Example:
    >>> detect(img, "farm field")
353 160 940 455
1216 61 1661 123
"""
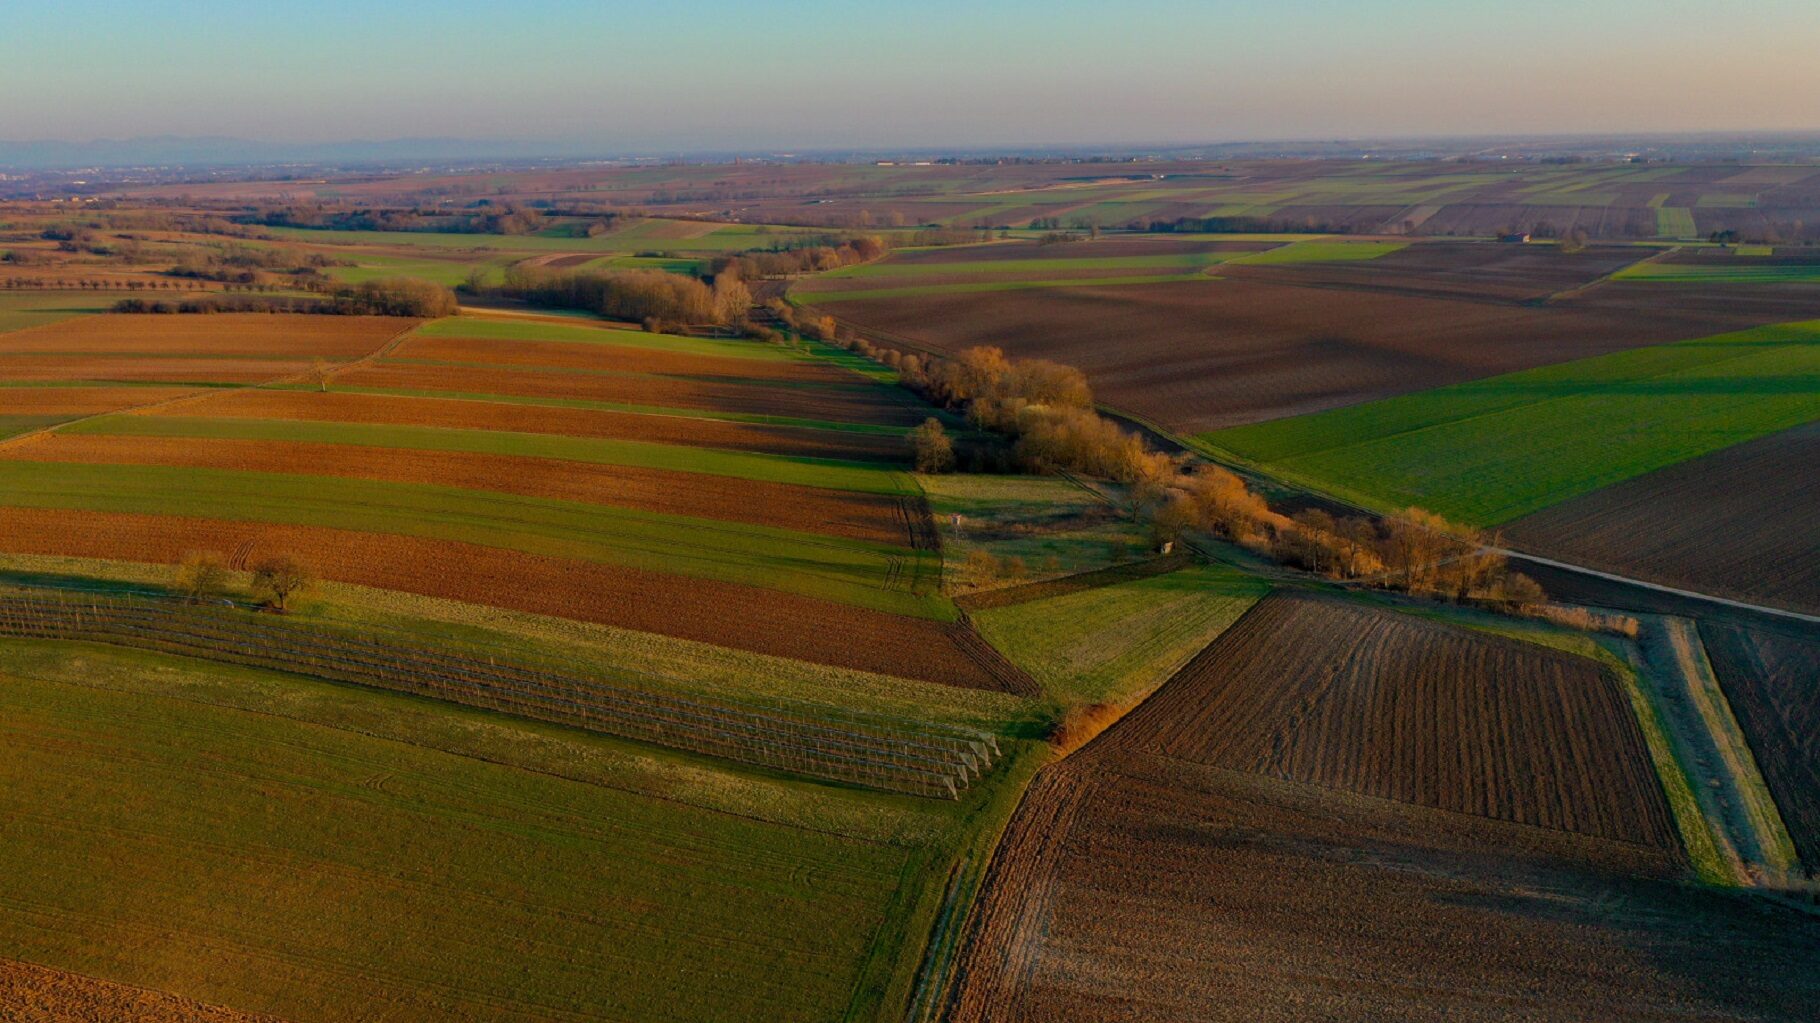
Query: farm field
805 239 1819 432
0 638 1023 1023
0 291 121 333
1505 421 1820 614
0 312 1059 693
1203 318 1820 523
1699 623 1820 873
946 594 1820 1022
971 560 1267 706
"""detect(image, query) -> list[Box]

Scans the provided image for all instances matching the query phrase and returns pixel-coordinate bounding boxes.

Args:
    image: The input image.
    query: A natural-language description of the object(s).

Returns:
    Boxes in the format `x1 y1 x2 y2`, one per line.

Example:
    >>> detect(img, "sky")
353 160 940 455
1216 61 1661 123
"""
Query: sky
4 0 1819 149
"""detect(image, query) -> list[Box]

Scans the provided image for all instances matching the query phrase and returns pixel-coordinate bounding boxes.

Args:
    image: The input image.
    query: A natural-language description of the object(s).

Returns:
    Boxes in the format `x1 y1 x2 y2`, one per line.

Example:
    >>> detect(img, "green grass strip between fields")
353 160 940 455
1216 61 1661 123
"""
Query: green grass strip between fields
795 273 1214 303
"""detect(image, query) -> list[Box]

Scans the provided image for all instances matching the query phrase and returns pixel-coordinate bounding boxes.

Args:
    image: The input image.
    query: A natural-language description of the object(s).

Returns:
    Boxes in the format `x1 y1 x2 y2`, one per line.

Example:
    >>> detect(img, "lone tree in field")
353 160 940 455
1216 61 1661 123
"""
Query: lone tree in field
250 556 313 613
174 550 228 604
910 417 955 473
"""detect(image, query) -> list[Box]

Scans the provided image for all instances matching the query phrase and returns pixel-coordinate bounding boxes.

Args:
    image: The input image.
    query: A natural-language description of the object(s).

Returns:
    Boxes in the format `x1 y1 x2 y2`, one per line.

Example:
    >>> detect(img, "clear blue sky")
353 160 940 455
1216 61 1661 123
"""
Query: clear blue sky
4 0 1818 146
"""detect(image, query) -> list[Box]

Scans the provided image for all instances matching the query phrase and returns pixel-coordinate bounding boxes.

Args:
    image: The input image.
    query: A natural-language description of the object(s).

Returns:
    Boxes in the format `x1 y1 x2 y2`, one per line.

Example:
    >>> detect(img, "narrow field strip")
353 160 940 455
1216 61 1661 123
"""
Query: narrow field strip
393 332 851 381
330 361 926 428
0 461 941 617
817 252 1229 280
269 382 911 436
415 316 809 361
64 414 912 494
4 432 919 546
118 390 914 462
794 273 1215 303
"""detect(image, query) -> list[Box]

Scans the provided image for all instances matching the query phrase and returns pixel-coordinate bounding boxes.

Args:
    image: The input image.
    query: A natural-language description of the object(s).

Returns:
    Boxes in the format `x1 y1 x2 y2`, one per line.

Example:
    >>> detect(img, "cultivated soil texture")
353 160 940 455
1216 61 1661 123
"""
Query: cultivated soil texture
808 240 1820 431
0 432 920 546
937 595 1820 1022
150 389 909 461
0 507 1025 693
1699 622 1820 873
0 958 283 1023
1505 421 1820 616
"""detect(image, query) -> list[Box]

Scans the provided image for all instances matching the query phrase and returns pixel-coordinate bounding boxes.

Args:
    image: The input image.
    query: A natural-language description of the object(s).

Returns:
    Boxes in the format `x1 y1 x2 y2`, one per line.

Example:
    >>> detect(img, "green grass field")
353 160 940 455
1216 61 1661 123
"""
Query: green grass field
0 638 1029 1023
325 253 514 287
0 460 943 617
1226 239 1408 265
268 219 820 254
65 414 914 494
1613 262 1820 284
0 291 119 333
1201 319 1820 524
1655 207 1699 238
921 474 1152 591
974 562 1267 706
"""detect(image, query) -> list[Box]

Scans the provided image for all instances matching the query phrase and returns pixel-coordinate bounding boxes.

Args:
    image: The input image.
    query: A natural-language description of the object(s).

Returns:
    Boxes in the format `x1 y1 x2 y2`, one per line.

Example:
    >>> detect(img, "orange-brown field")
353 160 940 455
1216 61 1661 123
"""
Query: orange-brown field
0 506 1024 691
0 958 285 1023
1 313 408 358
333 361 927 425
2 431 919 545
394 331 856 381
152 388 911 460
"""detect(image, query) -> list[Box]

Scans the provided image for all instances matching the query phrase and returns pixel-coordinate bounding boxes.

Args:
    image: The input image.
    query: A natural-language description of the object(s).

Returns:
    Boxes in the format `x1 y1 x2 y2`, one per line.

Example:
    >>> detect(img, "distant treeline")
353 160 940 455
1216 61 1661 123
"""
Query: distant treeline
237 204 572 237
490 266 750 327
115 277 456 318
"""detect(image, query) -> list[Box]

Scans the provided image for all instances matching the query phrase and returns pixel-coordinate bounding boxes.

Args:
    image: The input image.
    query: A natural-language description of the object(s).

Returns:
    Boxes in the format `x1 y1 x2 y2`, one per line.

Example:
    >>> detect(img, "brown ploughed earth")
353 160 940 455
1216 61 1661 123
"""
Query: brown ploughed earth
1505 421 1820 617
812 247 1820 431
153 389 910 462
0 957 283 1023
0 507 1020 693
0 432 919 546
944 595 1820 1022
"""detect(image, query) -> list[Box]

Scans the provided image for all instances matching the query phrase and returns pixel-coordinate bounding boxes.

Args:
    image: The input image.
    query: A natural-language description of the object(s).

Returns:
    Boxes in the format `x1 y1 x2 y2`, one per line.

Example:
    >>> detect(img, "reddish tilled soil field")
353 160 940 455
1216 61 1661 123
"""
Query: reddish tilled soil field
1506 422 1820 616
0 386 200 418
1698 622 1820 873
945 595 1820 1022
814 263 1817 431
393 333 855 382
0 357 321 385
1118 594 1677 844
1226 242 1645 302
335 362 927 426
0 314 406 358
0 507 1019 692
3 432 916 546
157 390 910 462
0 957 285 1023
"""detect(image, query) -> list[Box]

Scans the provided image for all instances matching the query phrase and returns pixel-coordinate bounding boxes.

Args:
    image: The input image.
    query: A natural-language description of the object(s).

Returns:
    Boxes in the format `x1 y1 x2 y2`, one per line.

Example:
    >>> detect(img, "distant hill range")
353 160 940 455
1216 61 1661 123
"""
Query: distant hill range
0 136 595 171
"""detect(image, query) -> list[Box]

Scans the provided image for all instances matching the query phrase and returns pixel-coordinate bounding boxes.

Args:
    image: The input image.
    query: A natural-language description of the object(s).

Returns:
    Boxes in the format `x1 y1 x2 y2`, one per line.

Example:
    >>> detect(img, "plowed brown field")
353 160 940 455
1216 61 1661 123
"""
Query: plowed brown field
945 596 1820 1022
0 386 199 417
1 314 405 358
0 357 319 385
1124 594 1677 844
395 334 854 382
0 958 284 1023
335 362 925 426
156 390 909 461
815 267 1815 430
0 506 1017 691
2 432 913 545
1699 622 1820 873
1506 422 1820 616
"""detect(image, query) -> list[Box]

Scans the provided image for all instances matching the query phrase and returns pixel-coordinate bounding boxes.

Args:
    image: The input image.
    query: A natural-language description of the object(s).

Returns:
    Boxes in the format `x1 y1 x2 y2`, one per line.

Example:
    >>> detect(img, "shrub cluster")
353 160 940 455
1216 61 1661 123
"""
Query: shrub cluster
115 277 456 318
493 266 749 326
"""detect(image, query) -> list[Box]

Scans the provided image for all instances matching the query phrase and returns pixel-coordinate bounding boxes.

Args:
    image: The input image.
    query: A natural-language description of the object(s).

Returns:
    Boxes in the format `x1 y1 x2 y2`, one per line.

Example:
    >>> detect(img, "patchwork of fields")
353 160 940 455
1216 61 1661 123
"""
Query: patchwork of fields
1204 319 1820 524
806 238 1818 432
946 595 1820 1022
